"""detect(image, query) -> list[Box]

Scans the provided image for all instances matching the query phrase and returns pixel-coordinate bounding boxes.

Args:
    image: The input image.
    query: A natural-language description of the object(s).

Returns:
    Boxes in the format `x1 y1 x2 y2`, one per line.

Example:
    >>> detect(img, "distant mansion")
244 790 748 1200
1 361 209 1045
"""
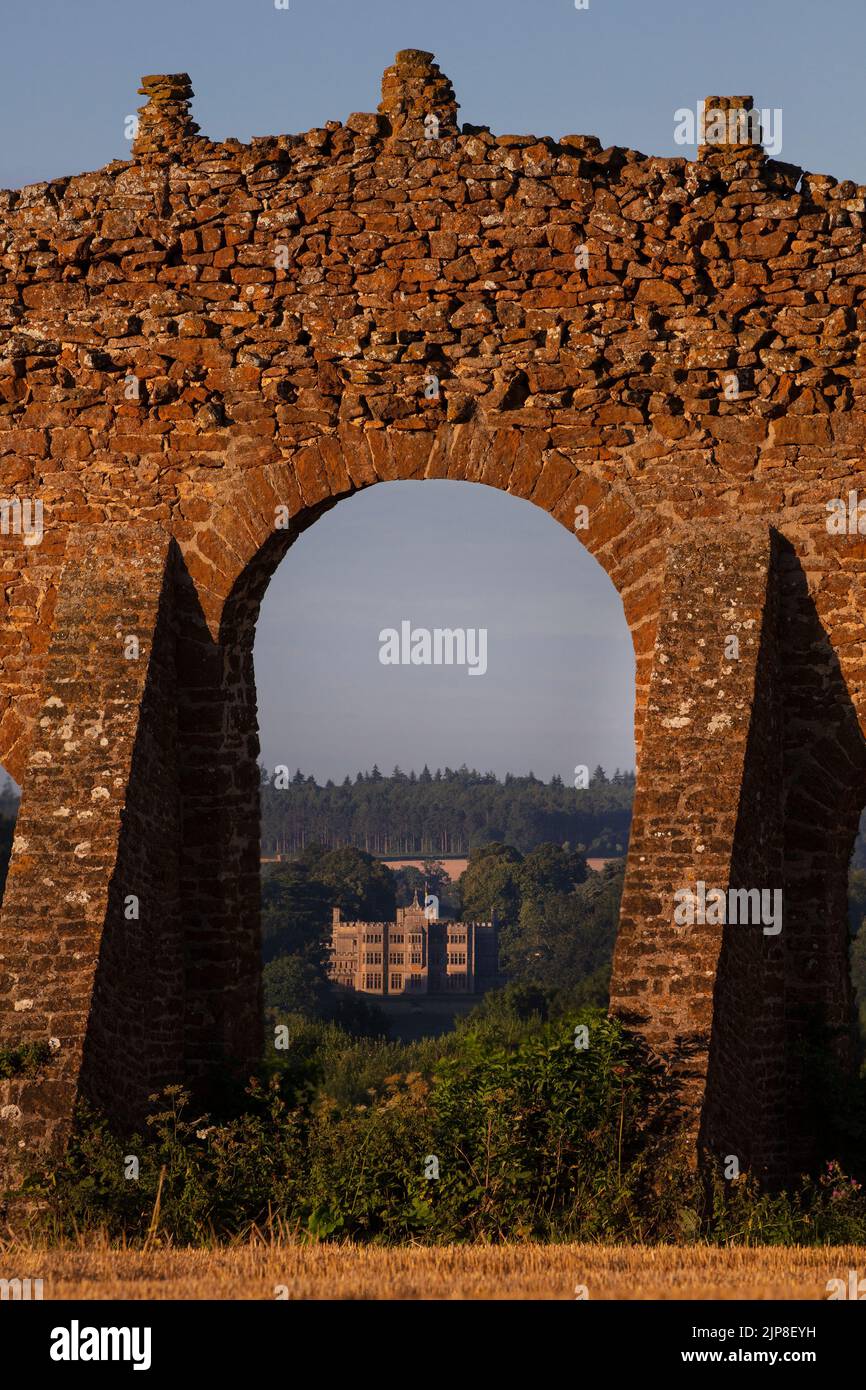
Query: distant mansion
328 894 498 997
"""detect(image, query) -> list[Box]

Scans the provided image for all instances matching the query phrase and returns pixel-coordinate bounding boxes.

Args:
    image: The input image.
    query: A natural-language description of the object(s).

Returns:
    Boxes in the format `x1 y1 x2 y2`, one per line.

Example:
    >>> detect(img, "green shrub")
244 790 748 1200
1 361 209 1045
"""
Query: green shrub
20 1012 866 1248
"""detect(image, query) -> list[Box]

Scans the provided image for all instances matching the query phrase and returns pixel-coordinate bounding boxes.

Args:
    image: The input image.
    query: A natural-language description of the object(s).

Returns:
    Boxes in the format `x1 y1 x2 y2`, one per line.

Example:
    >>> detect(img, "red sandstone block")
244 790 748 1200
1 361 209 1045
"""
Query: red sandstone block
0 428 48 457
769 416 831 445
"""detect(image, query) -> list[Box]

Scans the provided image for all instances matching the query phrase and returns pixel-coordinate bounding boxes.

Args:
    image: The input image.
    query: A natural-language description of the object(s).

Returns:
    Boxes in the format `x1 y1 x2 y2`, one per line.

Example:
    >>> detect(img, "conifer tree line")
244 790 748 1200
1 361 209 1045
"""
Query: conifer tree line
259 764 635 858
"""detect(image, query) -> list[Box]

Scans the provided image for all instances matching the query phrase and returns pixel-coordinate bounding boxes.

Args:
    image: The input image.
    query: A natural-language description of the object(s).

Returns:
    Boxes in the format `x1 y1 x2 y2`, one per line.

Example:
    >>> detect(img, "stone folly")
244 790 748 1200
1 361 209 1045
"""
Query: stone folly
0 53 865 1185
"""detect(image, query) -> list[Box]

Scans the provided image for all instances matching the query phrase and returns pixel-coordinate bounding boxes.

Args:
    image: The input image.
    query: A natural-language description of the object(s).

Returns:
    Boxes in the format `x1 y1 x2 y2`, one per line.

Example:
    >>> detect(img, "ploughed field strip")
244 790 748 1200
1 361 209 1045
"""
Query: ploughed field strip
3 50 866 1187
4 1244 866 1300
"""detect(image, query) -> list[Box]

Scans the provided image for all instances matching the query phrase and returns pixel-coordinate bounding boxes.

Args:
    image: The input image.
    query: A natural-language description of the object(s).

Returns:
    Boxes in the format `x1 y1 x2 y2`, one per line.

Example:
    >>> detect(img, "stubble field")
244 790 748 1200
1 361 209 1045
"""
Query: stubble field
3 1243 864 1300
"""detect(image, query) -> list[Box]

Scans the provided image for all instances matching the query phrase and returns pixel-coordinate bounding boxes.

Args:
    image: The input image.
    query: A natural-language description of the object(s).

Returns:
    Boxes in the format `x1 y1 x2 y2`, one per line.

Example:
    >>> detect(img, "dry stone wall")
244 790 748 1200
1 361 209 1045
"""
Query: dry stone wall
2 51 866 1181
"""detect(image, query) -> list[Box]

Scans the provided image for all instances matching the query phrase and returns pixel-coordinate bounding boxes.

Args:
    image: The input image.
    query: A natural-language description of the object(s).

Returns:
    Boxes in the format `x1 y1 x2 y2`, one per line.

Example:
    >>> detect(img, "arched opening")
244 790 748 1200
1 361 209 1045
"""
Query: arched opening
0 764 19 908
250 477 635 1041
55 434 654 1123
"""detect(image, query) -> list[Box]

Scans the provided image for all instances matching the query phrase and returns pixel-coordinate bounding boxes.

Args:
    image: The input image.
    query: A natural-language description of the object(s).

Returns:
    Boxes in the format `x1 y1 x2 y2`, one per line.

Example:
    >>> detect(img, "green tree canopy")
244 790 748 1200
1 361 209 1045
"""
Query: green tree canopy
458 842 524 925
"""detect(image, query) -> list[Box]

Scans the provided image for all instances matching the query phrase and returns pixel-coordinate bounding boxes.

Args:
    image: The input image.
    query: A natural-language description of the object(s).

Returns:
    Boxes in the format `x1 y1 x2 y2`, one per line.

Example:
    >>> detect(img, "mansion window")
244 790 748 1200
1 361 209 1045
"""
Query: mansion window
364 951 382 965
389 951 404 965
364 973 382 990
390 974 403 991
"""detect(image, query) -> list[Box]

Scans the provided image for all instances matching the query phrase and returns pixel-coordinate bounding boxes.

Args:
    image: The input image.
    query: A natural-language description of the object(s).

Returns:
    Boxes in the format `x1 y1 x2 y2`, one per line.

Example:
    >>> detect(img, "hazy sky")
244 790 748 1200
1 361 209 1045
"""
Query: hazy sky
4 0 861 783
255 483 634 781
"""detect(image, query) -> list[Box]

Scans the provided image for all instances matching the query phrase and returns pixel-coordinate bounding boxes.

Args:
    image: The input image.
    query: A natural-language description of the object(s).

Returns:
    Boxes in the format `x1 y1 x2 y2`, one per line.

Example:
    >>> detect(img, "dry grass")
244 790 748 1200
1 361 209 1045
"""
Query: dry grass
2 1243 865 1300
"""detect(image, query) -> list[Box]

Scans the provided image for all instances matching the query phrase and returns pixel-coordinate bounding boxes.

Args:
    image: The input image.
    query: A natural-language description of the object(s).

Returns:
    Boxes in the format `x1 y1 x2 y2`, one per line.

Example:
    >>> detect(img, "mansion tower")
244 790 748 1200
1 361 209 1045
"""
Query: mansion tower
328 893 498 997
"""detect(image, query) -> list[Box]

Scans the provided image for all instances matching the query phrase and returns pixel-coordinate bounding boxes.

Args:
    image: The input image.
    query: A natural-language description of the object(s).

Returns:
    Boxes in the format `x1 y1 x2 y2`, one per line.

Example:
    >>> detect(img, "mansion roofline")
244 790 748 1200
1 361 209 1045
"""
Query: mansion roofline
328 894 498 998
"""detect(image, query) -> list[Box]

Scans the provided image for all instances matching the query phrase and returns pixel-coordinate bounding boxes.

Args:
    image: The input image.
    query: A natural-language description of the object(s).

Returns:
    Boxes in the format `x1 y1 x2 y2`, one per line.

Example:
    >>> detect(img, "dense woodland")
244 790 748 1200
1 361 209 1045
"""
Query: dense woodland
261 840 624 1029
260 764 635 857
2 773 866 1037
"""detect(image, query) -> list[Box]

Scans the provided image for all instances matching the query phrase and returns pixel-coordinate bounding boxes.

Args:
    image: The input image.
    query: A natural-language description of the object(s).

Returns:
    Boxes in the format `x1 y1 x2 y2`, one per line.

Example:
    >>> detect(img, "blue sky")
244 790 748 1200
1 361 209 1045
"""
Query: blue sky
4 0 863 189
255 482 634 781
4 0 860 782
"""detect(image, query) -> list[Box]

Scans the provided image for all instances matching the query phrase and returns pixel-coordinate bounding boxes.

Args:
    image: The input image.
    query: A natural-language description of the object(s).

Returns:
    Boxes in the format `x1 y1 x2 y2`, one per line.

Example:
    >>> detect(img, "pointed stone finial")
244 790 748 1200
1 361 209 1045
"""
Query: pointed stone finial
379 49 459 139
132 74 200 160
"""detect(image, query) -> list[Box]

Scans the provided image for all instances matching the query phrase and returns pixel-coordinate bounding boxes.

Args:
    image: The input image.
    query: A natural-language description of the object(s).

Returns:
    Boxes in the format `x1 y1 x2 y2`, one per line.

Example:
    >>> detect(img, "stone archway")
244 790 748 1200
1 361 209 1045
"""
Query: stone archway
166 433 652 1124
2 53 866 1183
